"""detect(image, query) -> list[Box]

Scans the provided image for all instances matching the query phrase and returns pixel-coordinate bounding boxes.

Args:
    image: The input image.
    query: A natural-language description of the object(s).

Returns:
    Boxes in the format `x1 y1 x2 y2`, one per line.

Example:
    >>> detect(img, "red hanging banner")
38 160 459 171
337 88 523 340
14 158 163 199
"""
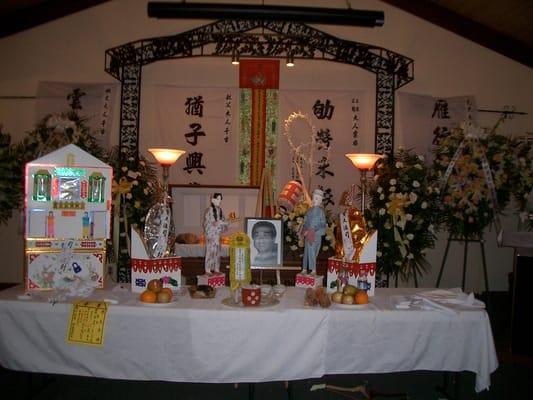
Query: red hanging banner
240 60 280 185
239 60 280 89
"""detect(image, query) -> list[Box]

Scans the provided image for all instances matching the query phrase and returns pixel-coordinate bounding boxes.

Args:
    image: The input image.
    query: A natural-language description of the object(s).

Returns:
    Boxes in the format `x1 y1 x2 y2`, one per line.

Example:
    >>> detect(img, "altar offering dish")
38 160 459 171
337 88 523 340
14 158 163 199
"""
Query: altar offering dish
139 281 174 304
273 284 286 297
189 284 216 299
137 298 177 307
330 285 369 306
304 287 331 308
260 284 273 300
331 302 371 310
221 297 279 309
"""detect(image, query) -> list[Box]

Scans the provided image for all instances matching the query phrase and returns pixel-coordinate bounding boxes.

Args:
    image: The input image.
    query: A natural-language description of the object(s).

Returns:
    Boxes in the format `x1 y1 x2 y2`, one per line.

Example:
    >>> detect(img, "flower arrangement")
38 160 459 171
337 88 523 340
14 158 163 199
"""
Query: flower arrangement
276 201 336 259
18 110 105 162
12 109 106 211
105 146 161 282
432 123 532 238
365 148 440 281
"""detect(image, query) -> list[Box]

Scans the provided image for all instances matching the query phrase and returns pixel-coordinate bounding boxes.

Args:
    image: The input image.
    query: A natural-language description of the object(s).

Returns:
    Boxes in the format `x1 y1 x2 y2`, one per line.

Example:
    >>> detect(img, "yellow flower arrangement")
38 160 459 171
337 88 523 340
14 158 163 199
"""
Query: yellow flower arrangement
432 124 532 238
106 147 161 282
366 148 440 281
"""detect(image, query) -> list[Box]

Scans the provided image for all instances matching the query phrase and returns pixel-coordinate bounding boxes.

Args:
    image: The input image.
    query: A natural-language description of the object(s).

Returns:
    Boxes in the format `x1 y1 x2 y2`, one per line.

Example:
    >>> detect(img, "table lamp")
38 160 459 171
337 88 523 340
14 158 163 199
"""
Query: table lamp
345 153 382 210
148 148 185 204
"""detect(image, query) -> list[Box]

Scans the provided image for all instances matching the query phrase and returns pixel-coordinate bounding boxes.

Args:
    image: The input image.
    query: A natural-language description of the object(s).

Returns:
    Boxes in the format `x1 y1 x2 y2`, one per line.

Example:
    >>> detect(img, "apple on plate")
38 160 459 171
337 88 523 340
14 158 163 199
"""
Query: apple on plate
343 285 357 296
342 294 355 305
331 291 343 304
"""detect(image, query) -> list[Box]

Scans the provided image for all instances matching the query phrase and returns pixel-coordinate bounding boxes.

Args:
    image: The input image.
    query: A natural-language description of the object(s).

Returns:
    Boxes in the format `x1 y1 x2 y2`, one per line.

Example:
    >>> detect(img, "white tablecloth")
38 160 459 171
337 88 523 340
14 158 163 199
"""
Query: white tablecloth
0 285 498 392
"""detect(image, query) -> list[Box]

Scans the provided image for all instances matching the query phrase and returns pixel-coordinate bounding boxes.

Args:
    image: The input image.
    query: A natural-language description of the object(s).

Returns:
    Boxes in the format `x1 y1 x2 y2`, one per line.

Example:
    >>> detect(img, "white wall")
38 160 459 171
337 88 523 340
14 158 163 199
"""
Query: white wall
0 0 531 290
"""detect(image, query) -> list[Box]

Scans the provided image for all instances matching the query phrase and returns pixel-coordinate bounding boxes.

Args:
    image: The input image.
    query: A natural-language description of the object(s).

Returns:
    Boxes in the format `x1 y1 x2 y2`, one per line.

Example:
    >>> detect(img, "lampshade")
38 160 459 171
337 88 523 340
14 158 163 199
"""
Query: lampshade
345 153 382 170
148 148 186 165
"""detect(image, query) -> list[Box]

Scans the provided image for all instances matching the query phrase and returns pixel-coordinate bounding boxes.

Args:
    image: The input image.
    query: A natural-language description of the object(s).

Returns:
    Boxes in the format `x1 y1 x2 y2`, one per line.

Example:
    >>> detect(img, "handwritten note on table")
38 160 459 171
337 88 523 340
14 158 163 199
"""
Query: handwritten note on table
66 301 109 346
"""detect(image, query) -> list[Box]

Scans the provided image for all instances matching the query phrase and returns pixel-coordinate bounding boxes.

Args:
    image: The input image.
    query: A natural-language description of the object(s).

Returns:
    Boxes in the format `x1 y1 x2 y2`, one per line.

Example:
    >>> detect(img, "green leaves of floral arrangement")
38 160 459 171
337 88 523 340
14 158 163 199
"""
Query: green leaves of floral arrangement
365 148 440 282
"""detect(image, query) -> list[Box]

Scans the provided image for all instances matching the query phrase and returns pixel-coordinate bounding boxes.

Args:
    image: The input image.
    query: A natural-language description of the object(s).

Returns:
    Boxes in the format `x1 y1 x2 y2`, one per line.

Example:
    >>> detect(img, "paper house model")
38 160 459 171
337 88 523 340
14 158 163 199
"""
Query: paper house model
131 228 182 293
326 231 377 296
24 144 112 290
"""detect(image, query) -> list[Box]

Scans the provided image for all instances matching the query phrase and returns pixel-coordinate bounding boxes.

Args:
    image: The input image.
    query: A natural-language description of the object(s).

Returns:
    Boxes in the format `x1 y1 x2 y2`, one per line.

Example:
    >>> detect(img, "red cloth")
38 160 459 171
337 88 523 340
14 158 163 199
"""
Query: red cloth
239 60 280 185
239 60 280 89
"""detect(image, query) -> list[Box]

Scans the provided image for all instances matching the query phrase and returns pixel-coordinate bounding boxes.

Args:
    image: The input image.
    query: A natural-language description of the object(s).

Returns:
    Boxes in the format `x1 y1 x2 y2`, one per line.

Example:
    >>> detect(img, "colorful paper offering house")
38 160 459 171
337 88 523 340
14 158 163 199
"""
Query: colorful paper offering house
326 231 377 296
24 144 112 290
130 228 182 293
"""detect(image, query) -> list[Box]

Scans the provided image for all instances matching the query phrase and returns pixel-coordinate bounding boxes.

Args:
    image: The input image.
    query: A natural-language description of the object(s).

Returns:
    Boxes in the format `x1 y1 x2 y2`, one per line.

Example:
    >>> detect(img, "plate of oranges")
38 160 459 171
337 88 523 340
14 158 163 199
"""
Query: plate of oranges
330 285 370 309
138 279 176 306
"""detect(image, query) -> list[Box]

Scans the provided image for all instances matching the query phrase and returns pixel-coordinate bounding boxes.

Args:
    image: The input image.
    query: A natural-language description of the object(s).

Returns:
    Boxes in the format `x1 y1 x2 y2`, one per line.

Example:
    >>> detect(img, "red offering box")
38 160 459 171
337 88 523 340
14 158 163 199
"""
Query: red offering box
131 257 182 293
295 273 323 289
198 272 226 288
326 257 376 296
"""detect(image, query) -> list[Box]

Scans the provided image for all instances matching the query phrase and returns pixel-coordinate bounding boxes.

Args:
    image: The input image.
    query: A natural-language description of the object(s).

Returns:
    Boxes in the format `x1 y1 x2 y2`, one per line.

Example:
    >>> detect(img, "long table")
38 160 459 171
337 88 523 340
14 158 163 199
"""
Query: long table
0 284 498 393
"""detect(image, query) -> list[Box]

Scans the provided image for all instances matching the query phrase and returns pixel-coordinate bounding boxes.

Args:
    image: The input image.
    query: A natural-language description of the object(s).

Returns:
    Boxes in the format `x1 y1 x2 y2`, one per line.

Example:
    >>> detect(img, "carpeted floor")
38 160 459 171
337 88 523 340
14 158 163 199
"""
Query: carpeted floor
1 288 531 399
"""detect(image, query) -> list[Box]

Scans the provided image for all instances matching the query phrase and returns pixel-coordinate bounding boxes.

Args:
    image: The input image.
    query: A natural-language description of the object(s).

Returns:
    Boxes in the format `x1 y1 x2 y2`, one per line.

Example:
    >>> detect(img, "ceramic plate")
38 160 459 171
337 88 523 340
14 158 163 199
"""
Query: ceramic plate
331 302 371 310
221 297 279 309
137 299 177 307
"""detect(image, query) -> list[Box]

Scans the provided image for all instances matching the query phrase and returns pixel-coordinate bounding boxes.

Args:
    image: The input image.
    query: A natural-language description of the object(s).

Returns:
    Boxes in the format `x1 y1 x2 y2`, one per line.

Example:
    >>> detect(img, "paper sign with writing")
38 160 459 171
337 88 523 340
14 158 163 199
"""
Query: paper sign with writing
66 300 108 346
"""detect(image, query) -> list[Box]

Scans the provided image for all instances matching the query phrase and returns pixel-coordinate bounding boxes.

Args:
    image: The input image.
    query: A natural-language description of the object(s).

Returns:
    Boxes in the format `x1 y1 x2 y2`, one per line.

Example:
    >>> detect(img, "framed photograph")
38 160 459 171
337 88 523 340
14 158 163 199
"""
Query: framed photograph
245 218 283 267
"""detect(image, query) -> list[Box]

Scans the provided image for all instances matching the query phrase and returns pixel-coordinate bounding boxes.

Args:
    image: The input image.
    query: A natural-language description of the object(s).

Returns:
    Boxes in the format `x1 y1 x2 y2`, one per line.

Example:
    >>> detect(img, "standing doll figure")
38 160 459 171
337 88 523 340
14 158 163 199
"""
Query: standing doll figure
301 189 327 275
203 193 229 275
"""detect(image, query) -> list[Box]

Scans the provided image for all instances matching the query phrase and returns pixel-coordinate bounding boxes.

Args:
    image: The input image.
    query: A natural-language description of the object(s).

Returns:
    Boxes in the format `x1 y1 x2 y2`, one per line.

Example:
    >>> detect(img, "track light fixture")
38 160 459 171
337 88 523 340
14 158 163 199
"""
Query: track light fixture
231 51 239 65
286 54 295 67
147 2 384 27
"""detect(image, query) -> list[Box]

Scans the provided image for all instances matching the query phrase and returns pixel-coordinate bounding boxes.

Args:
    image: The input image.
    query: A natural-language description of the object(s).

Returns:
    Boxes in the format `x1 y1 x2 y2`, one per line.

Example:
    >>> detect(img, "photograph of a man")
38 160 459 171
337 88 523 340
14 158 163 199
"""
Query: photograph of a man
247 219 282 266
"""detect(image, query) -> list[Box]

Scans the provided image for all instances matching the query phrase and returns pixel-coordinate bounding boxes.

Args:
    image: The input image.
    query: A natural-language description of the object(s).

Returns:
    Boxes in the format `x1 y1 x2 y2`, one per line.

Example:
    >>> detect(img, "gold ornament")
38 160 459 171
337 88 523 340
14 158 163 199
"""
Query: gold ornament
335 206 368 262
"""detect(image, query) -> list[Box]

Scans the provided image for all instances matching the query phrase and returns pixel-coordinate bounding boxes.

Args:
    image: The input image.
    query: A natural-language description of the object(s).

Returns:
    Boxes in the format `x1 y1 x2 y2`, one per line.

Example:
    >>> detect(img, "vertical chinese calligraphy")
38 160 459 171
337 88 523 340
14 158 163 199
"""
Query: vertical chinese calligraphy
351 97 360 146
183 95 207 178
432 98 451 145
313 99 335 206
224 93 232 143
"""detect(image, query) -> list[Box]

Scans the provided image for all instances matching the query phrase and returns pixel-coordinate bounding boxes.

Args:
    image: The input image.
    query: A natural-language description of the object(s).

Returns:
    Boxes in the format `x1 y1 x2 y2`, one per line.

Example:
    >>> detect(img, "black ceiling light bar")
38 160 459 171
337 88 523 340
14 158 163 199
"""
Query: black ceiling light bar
147 2 384 27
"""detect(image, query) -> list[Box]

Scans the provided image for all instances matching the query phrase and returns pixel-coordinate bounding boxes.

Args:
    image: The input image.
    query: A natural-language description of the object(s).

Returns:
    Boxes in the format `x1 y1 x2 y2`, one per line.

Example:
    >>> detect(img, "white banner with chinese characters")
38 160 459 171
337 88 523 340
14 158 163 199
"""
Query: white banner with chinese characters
151 86 371 211
36 81 118 149
151 85 239 185
397 93 478 159
278 89 372 211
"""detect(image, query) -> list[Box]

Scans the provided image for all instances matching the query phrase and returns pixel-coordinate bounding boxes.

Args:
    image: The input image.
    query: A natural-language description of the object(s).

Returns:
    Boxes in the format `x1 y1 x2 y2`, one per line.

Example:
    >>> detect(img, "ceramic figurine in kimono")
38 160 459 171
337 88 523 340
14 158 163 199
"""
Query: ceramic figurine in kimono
301 188 327 275
203 193 229 275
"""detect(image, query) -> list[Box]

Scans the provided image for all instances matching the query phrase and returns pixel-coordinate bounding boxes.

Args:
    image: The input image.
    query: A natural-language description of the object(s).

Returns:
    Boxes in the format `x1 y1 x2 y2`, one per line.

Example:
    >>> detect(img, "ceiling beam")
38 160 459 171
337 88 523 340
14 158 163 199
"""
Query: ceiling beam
382 0 533 68
147 2 385 27
0 0 110 38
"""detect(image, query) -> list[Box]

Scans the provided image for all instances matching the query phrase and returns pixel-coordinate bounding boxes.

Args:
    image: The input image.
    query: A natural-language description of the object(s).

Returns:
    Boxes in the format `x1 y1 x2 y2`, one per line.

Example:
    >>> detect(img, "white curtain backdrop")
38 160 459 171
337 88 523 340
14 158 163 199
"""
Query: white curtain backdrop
36 81 118 149
397 93 478 160
150 85 371 212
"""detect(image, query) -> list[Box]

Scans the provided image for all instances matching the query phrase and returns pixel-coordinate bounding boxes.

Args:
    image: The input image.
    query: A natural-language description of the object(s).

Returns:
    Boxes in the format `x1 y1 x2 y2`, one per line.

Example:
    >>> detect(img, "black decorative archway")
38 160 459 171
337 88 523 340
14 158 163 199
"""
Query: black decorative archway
105 19 414 157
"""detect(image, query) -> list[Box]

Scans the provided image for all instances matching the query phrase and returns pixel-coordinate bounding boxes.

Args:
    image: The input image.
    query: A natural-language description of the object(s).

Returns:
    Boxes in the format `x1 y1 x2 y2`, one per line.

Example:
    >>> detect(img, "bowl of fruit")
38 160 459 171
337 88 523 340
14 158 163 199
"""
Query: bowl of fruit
330 284 369 309
138 279 175 306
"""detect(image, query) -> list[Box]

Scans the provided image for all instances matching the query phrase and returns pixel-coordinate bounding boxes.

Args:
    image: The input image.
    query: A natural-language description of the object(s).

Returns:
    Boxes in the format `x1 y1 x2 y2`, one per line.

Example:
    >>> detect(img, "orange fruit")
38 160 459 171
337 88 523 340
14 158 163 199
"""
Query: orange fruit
147 279 162 293
354 291 369 305
157 290 172 303
140 289 157 303
160 287 173 300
